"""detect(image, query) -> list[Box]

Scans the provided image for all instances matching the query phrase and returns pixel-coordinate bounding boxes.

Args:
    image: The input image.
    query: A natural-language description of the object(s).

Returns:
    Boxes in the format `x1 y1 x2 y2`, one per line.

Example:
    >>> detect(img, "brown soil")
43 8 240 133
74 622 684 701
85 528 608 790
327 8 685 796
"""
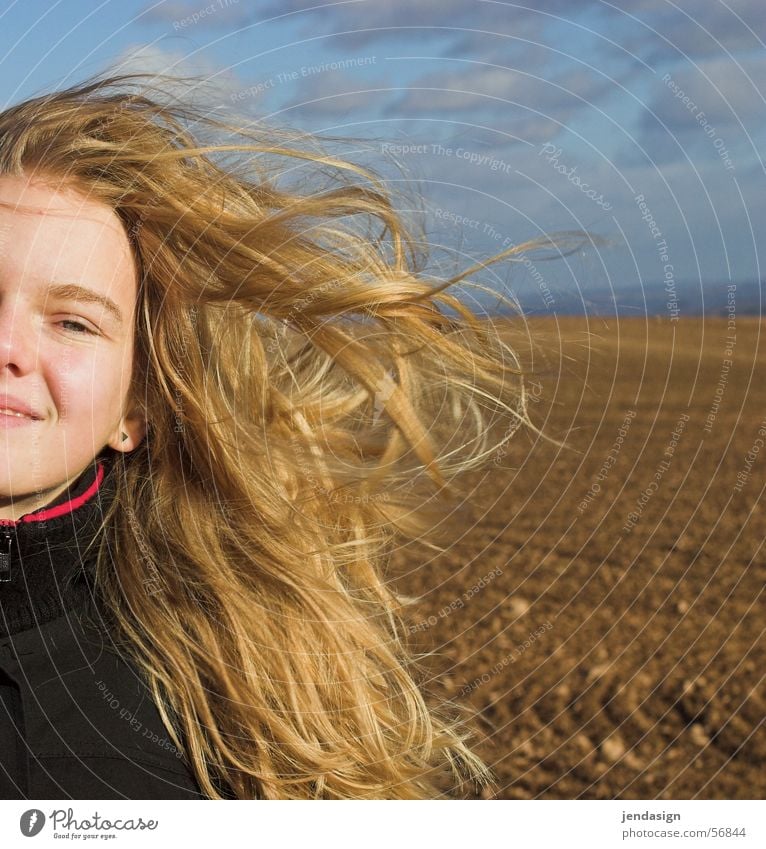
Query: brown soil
392 316 765 799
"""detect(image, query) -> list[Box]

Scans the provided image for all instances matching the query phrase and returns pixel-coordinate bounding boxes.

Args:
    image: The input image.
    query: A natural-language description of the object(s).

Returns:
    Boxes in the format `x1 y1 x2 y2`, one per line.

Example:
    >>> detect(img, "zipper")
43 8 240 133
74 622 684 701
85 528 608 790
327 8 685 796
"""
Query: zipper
0 530 12 582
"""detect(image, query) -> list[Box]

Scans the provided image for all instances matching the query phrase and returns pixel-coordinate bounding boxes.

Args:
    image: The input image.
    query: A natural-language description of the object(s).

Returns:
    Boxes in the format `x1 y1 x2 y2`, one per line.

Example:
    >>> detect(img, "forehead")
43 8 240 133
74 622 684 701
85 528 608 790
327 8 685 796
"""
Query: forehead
0 173 137 309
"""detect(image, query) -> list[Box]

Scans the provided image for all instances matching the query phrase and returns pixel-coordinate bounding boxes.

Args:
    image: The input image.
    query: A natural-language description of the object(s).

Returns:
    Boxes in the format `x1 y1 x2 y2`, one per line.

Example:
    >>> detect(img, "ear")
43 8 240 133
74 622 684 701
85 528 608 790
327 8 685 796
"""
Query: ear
107 408 147 453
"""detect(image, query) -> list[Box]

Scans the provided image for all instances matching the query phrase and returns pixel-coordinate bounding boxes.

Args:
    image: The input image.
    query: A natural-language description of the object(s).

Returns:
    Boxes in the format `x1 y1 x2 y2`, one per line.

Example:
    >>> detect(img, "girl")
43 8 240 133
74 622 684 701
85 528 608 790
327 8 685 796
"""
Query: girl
0 71 566 800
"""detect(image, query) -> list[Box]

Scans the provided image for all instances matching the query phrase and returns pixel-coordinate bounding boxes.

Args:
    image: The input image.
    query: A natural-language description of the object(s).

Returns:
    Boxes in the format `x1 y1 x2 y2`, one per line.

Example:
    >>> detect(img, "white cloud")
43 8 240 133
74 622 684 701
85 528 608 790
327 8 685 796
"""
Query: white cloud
106 43 243 111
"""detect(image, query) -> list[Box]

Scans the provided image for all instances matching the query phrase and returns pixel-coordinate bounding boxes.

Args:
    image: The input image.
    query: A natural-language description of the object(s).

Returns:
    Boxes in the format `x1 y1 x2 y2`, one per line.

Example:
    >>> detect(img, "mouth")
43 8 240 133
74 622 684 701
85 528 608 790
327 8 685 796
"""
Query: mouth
0 395 44 421
0 408 41 422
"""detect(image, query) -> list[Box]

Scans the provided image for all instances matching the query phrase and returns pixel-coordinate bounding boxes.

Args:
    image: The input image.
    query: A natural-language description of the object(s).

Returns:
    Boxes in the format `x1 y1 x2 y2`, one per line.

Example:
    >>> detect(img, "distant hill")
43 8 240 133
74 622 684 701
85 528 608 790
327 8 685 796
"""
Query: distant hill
486 279 763 318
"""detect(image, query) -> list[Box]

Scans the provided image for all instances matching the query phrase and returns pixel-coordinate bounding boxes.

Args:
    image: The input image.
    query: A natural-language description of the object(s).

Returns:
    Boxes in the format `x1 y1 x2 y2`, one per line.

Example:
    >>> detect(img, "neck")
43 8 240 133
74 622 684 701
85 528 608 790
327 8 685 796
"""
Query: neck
0 460 102 523
0 480 75 522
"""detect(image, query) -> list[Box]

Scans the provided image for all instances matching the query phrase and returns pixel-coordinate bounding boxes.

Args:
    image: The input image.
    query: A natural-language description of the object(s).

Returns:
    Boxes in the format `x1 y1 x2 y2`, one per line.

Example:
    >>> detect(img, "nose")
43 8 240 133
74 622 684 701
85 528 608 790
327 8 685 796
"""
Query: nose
0 299 38 376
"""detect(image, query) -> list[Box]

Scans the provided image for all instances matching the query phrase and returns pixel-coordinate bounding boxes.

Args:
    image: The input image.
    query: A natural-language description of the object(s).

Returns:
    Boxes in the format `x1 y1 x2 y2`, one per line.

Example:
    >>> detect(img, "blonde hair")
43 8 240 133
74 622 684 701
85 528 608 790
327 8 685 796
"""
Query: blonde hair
0 71 579 799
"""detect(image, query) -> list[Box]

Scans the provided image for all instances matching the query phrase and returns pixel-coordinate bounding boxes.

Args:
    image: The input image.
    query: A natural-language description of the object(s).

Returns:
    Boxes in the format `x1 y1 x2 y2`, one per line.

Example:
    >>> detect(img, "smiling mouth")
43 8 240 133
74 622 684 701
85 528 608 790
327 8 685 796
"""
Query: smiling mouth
0 408 39 420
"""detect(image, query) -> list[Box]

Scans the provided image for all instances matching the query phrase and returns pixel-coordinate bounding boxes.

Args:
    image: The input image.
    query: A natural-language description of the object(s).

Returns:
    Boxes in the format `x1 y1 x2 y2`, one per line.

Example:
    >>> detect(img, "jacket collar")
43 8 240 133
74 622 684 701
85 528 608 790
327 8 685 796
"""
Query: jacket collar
0 454 118 638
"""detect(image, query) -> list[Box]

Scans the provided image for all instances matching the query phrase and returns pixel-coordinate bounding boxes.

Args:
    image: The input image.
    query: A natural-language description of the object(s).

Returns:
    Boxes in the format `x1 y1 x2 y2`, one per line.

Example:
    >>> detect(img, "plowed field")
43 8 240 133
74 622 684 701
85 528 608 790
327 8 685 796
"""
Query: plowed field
393 316 765 799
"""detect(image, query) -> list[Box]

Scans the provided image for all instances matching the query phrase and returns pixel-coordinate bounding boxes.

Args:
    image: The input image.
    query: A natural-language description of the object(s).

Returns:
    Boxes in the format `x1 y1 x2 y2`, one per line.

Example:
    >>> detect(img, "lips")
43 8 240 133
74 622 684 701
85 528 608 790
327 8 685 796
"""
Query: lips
0 408 35 419
0 394 43 420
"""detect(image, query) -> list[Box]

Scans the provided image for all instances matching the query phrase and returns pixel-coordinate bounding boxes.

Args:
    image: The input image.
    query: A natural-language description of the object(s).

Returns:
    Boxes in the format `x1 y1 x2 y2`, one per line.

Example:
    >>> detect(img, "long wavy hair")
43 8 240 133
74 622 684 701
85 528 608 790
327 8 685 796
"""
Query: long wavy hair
0 71 581 799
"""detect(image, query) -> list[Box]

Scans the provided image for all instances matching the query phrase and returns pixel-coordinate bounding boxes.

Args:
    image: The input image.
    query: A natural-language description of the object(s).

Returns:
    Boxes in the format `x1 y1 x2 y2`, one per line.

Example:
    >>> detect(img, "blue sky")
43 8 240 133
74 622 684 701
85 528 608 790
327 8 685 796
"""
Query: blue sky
1 0 764 315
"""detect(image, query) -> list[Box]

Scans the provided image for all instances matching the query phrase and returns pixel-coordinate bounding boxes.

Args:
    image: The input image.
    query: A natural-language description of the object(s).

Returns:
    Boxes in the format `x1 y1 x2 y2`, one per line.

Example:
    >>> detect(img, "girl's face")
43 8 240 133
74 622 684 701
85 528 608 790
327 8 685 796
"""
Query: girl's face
0 173 145 519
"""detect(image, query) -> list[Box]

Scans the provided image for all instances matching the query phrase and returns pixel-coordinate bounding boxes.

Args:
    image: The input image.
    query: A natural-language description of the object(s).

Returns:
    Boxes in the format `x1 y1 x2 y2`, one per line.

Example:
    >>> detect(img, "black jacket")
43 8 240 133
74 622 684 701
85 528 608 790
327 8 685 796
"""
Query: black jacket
0 456 207 800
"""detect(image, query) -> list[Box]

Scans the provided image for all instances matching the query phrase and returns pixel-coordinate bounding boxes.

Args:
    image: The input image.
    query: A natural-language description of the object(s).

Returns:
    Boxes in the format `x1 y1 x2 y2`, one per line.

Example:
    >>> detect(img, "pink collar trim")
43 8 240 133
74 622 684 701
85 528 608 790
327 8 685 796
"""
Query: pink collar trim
0 462 106 527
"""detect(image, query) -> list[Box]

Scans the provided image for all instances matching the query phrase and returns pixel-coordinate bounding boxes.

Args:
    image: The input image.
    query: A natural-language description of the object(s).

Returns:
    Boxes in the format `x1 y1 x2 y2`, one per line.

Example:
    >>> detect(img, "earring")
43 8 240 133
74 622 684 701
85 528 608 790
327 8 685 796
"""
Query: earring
121 432 128 442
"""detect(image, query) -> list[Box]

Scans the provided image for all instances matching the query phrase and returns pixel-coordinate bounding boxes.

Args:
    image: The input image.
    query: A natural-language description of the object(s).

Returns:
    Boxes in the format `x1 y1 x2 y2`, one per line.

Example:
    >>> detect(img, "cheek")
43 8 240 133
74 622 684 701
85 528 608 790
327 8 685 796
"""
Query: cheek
48 348 130 425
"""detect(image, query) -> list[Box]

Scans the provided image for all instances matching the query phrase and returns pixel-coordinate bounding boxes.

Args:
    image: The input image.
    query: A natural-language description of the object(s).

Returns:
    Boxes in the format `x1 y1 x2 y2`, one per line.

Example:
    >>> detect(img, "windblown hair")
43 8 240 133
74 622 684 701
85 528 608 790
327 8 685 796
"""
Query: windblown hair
0 72 579 799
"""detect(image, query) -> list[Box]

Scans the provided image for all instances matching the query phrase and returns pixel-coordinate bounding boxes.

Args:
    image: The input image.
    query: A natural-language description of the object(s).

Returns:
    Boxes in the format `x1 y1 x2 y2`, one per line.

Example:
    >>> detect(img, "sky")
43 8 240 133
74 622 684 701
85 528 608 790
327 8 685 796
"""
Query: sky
0 0 764 316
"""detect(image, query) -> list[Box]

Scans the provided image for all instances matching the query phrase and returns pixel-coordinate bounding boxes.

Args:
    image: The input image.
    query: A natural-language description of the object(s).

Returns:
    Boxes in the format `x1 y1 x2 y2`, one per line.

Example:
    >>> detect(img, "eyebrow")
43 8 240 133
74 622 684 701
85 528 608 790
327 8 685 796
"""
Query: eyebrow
46 283 124 326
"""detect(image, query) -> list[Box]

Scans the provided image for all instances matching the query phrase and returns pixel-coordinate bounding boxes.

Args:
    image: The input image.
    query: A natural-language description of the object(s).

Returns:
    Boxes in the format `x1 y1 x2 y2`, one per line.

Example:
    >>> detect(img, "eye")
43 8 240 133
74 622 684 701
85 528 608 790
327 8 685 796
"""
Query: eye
58 318 98 335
